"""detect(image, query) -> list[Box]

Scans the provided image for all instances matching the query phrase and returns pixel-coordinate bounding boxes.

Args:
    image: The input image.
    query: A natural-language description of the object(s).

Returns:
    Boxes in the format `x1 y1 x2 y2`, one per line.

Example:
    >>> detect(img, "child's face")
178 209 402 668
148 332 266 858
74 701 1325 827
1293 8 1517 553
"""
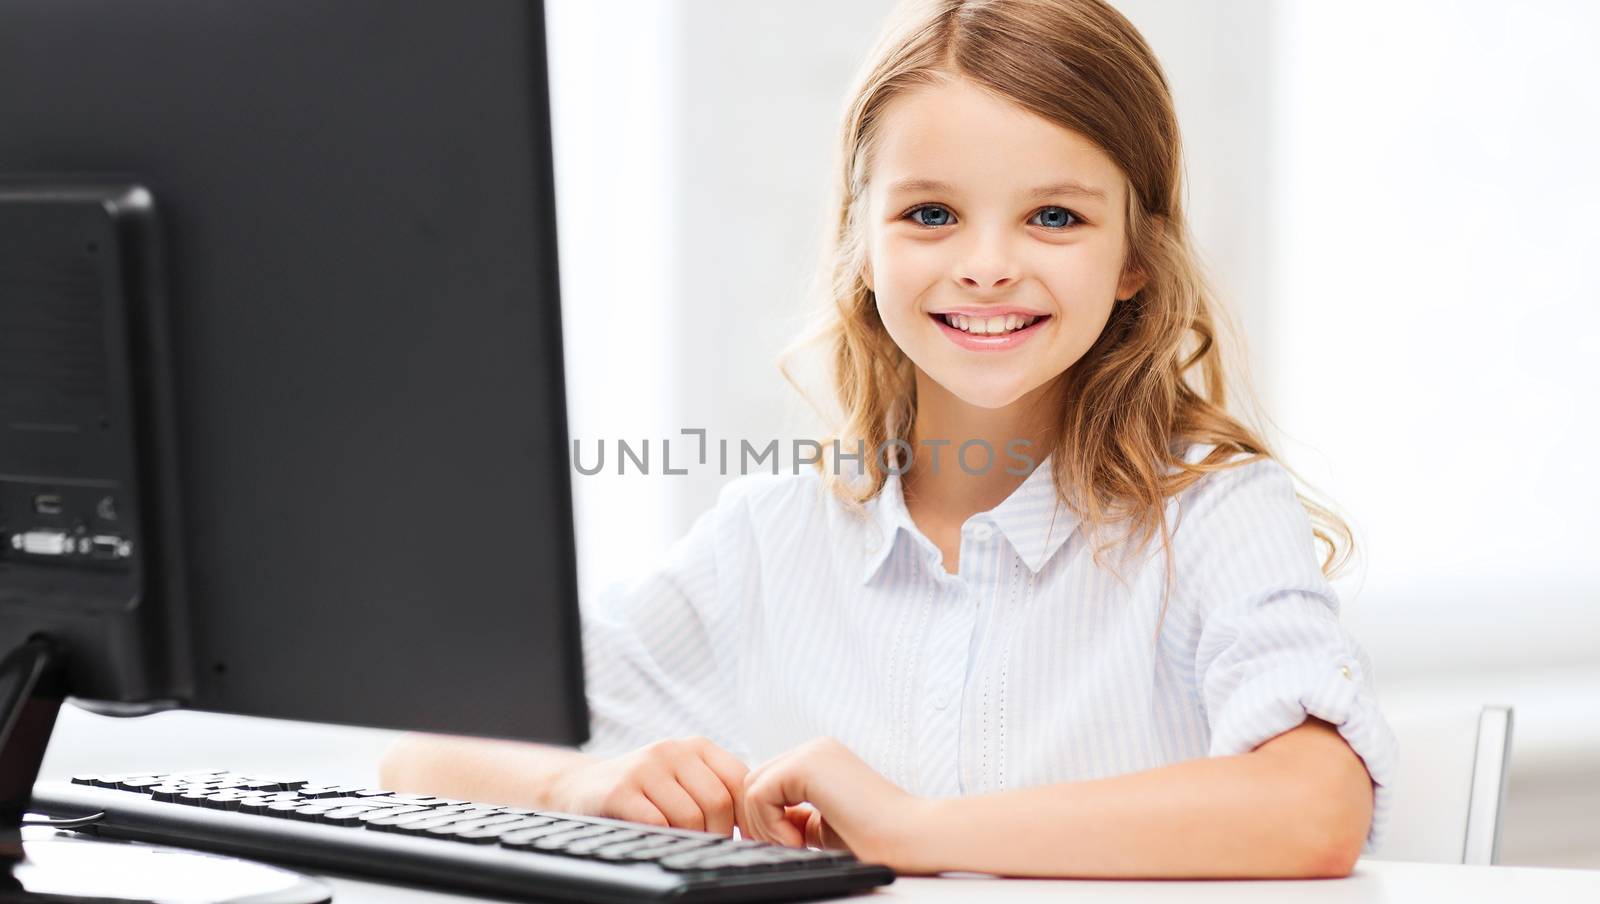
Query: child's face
863 77 1145 412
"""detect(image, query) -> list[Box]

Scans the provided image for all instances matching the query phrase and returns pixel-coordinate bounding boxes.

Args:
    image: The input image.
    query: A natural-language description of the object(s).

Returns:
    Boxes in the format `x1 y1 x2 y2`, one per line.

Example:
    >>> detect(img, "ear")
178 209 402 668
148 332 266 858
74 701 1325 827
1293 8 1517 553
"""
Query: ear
1115 265 1147 301
1117 213 1163 301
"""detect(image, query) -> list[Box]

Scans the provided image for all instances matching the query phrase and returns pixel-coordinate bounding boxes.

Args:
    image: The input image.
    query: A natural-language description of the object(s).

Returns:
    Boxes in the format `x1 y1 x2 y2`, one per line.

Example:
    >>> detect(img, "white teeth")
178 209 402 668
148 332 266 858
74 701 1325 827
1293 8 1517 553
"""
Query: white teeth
941 313 1039 335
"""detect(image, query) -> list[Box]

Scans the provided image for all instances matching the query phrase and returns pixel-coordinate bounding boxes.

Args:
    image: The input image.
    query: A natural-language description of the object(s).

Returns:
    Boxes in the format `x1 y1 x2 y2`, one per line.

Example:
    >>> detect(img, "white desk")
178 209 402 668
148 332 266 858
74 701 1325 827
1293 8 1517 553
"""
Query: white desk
316 859 1600 902
35 707 1600 901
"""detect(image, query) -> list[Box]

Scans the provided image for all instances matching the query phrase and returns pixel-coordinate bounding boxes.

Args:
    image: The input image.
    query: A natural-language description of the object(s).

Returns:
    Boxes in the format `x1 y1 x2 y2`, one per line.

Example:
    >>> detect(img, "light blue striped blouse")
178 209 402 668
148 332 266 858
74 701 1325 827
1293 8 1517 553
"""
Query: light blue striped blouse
576 443 1398 853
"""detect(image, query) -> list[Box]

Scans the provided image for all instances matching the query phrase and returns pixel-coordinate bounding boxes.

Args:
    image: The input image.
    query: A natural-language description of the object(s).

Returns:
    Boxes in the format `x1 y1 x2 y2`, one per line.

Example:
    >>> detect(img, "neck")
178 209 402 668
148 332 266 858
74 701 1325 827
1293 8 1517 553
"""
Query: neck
901 369 1063 521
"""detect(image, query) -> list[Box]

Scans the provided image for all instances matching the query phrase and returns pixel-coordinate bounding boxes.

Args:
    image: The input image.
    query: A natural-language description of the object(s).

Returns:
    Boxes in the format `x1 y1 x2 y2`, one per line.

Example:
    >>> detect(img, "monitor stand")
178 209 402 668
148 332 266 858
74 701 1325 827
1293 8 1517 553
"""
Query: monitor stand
0 638 331 903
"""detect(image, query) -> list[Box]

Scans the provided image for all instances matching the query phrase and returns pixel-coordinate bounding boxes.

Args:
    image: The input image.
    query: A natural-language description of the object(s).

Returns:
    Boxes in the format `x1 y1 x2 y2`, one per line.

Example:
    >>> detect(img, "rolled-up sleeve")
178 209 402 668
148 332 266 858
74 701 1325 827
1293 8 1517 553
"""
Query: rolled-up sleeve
576 482 747 762
1180 455 1399 854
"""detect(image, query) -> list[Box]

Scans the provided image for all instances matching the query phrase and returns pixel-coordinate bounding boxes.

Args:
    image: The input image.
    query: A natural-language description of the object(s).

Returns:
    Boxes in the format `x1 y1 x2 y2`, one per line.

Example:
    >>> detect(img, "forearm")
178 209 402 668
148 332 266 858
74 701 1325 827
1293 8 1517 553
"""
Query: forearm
379 734 599 810
905 749 1366 879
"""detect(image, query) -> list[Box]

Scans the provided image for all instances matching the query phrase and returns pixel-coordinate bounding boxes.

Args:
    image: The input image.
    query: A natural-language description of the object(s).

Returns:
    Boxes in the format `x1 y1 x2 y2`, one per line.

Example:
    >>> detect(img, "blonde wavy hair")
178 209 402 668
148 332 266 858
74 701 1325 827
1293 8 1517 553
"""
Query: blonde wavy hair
779 0 1355 596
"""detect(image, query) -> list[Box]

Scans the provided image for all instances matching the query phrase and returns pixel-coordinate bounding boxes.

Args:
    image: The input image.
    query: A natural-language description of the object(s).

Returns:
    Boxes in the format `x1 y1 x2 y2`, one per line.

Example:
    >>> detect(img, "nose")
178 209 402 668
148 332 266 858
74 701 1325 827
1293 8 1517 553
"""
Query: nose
955 226 1018 291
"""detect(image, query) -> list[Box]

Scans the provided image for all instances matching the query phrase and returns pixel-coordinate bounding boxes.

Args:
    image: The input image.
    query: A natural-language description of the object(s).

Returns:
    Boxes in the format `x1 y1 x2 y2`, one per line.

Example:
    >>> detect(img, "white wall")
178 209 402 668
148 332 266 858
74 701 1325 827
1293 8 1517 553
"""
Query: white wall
1268 0 1600 677
545 0 685 599
1264 2 1600 865
550 0 901 601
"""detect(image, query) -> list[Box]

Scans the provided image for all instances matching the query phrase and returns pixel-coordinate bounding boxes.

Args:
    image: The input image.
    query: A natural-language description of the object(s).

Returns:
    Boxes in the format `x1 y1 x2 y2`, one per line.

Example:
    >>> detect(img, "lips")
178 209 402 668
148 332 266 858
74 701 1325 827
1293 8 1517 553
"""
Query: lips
929 312 1050 351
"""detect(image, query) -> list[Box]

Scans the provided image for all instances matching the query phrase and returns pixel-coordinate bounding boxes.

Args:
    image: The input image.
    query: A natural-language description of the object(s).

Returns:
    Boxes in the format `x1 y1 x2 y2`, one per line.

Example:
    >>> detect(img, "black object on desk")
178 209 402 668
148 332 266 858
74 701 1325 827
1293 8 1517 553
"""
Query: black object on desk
32 770 894 902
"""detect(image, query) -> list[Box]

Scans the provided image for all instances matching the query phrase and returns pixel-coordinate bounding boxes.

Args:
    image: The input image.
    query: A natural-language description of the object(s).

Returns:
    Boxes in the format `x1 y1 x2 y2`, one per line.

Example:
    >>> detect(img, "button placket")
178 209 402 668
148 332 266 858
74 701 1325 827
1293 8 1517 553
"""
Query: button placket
915 585 972 797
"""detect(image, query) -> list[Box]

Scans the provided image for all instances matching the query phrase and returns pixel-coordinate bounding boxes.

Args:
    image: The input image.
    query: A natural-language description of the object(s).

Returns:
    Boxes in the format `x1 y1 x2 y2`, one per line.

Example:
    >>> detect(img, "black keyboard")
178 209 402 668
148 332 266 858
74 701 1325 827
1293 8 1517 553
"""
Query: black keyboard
30 770 896 903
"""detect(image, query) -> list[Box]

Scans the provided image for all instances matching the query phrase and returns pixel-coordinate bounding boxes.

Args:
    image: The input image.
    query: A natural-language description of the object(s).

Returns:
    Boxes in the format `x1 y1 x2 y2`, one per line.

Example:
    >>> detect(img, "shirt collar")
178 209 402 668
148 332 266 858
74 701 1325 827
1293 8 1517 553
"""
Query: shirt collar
860 453 1080 584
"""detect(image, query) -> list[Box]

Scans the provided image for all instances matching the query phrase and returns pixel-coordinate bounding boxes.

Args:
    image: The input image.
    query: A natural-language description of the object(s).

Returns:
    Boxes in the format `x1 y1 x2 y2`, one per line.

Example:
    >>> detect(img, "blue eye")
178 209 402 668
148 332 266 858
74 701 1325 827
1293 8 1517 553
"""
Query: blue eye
908 205 952 227
1031 206 1079 229
902 204 1082 230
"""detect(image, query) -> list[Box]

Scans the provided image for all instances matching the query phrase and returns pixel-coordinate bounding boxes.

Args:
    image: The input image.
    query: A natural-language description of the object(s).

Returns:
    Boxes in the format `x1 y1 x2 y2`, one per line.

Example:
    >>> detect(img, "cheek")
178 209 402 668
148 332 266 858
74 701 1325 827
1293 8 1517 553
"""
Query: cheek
870 235 940 286
1040 270 1115 320
1040 244 1125 316
867 240 940 317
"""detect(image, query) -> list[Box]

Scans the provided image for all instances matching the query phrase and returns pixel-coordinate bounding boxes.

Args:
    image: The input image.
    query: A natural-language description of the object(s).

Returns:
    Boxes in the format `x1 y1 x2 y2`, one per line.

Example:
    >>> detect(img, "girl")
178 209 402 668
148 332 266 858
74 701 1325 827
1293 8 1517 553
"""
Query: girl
383 0 1396 879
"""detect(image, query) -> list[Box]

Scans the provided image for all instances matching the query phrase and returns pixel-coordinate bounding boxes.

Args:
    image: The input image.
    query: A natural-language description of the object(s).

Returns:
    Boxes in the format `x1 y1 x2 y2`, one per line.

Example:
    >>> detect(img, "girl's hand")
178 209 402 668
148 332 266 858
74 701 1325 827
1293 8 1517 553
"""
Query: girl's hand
739 736 937 873
548 736 747 835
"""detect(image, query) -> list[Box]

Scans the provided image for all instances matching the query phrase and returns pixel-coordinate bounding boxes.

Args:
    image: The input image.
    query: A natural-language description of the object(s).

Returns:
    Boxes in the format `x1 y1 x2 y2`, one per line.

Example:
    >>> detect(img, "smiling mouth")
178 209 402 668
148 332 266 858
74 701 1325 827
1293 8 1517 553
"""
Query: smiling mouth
929 312 1051 336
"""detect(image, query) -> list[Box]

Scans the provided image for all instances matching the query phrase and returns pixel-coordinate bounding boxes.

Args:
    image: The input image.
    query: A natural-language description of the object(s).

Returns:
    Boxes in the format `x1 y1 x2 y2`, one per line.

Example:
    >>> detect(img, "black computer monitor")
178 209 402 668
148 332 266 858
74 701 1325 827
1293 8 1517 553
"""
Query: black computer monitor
0 0 586 850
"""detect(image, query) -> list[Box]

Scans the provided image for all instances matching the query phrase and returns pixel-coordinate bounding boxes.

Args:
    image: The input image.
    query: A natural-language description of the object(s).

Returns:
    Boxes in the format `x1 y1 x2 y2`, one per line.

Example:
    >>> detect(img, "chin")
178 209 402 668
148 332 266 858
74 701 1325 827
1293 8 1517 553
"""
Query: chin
942 373 1042 410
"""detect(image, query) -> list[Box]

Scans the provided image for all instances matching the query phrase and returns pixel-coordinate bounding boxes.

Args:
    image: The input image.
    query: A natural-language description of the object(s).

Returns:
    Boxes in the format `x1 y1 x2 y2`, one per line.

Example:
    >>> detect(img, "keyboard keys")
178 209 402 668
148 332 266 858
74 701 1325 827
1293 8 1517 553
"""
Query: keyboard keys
42 767 894 903
452 817 558 842
382 793 456 805
692 849 811 874
319 806 378 827
323 785 369 796
564 830 645 857
355 805 431 823
342 795 438 809
498 821 591 848
200 793 245 811
83 769 851 873
237 797 274 815
448 819 553 838
147 784 186 803
591 836 680 861
658 848 738 872
168 770 226 781
425 813 530 841
525 825 618 852
395 811 492 834
363 808 454 831
265 778 309 791
619 837 720 862
117 777 164 791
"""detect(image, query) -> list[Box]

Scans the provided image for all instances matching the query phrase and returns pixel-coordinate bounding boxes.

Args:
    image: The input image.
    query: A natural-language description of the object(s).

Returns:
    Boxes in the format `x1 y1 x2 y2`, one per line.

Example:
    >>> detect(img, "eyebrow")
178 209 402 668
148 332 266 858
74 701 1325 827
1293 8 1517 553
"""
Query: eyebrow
886 177 1109 203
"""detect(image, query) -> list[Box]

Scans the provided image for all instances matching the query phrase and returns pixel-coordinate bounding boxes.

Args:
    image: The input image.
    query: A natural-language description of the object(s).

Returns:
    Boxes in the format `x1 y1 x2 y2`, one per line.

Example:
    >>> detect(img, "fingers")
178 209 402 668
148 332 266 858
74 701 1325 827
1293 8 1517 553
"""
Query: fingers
673 757 738 836
597 737 751 834
774 807 829 850
638 766 708 831
743 762 806 848
805 806 848 850
693 741 749 835
696 742 750 810
783 805 817 848
608 794 671 829
700 739 748 809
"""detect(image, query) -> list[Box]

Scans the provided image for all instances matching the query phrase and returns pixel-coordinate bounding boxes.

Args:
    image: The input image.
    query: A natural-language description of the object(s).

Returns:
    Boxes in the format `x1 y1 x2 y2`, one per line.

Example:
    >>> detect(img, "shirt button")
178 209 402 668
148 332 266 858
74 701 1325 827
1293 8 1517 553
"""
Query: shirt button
1339 665 1353 681
966 523 994 541
932 692 951 710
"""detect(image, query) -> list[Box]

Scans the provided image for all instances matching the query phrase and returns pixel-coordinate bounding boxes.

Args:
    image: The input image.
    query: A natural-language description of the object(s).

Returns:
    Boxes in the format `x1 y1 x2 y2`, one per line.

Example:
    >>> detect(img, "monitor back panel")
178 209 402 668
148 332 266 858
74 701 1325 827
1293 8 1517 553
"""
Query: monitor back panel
0 0 586 743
